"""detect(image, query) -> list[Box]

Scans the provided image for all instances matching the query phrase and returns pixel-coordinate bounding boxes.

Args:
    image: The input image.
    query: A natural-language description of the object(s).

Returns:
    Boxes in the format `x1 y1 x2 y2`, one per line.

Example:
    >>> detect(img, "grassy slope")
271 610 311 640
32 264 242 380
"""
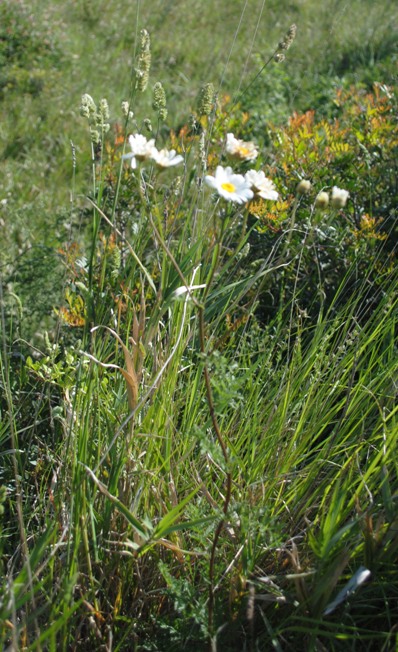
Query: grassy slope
1 0 396 340
1 0 397 219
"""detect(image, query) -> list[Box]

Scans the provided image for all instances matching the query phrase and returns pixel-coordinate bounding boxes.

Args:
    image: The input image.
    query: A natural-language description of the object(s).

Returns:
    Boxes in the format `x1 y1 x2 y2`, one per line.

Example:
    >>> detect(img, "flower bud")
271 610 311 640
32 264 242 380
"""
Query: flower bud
315 191 329 209
296 179 312 195
331 186 349 208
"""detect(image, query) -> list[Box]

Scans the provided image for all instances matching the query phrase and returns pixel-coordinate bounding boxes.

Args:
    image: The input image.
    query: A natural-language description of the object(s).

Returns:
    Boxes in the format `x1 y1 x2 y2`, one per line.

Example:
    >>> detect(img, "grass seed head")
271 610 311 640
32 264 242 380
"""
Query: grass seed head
198 82 215 116
99 98 110 121
135 28 151 92
278 24 297 51
97 98 110 132
199 131 207 171
80 93 97 120
152 82 168 121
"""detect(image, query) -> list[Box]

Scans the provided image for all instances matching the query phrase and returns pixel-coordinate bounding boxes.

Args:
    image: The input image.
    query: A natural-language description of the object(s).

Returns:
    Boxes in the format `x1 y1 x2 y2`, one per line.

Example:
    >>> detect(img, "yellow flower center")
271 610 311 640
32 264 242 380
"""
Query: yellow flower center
238 146 250 156
221 182 236 193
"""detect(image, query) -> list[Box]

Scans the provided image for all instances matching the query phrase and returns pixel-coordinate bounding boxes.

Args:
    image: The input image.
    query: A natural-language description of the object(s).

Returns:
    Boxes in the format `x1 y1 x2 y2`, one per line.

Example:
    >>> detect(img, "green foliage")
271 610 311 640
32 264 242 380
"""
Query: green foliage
247 82 398 321
0 1 61 95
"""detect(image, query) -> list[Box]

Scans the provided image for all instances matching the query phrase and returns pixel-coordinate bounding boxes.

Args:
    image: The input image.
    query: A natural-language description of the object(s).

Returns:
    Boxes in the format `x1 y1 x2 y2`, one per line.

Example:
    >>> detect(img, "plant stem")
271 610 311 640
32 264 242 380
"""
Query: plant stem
199 306 232 647
195 231 232 648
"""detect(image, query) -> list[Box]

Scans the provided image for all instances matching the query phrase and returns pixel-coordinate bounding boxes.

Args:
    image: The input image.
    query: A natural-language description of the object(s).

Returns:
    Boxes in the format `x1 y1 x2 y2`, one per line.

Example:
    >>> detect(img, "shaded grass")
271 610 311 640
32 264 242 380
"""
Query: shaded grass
1 222 397 648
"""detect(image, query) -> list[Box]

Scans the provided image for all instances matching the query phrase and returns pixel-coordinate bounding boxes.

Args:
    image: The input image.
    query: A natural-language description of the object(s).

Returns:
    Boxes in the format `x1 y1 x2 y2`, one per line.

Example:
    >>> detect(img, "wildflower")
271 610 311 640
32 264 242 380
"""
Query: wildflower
198 82 215 116
226 133 258 162
151 148 184 168
122 134 156 169
331 186 349 208
245 170 278 200
315 191 329 209
296 179 312 195
135 29 151 92
205 166 254 204
273 52 285 63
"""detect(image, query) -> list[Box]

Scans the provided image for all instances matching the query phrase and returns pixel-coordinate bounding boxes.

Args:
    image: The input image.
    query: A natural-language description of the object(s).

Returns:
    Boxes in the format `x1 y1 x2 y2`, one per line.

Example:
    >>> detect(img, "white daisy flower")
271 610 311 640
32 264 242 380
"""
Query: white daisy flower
226 132 258 162
245 170 279 201
122 134 156 169
331 186 349 208
205 165 254 204
151 148 184 168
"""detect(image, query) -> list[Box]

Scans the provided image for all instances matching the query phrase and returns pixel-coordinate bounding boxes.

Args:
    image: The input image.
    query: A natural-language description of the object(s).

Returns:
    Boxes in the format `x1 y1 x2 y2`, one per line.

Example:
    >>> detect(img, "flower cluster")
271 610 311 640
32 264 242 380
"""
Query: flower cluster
315 186 350 209
203 132 279 205
295 180 350 209
123 133 183 170
205 166 278 204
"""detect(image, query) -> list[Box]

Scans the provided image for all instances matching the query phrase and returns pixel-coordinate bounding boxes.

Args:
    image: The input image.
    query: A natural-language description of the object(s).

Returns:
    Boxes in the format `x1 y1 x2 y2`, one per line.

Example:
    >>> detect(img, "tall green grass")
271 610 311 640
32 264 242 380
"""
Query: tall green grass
2 265 397 649
1 131 397 649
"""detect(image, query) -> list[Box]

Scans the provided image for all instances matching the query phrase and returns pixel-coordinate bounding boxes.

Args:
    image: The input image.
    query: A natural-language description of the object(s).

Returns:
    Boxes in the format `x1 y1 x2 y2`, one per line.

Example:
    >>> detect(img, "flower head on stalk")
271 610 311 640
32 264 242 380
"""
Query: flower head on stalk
205 166 253 204
226 133 258 162
245 170 278 201
151 148 184 169
122 134 155 169
331 186 349 208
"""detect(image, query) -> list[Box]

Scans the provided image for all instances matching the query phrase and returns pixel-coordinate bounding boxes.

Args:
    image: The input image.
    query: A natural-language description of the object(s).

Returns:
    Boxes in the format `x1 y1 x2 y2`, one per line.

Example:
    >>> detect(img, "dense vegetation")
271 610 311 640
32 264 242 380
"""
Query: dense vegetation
1 1 397 650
